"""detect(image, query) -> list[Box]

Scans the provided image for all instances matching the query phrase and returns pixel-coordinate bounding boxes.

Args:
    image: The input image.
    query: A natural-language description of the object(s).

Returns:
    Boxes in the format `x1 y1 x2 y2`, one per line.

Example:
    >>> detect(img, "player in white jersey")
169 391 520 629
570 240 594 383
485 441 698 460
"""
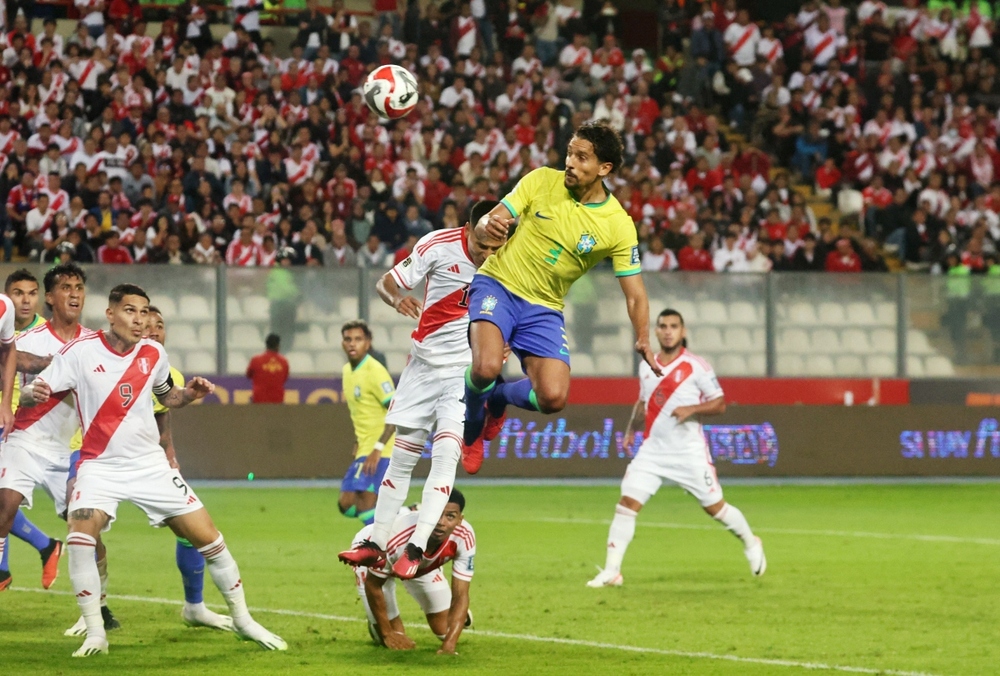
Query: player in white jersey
23 284 285 656
352 490 475 654
587 309 765 588
339 201 504 580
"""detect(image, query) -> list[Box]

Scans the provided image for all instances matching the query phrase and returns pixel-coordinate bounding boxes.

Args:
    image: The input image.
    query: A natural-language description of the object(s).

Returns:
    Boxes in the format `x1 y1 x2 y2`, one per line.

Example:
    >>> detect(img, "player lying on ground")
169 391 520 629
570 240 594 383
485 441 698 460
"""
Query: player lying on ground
352 490 475 655
23 283 285 656
64 305 233 635
339 320 397 526
587 309 766 588
338 201 504 578
0 269 66 592
461 122 661 472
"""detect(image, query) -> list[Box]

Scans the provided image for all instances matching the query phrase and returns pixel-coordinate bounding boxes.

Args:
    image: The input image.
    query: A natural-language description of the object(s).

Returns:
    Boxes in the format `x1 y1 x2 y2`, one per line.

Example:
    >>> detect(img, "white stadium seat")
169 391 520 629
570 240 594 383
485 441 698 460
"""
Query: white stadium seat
840 328 871 352
866 355 896 376
369 299 409 325
716 354 747 375
699 300 728 325
804 355 836 376
153 297 178 320
229 324 263 350
869 328 896 354
669 300 699 323
166 350 184 372
198 324 216 346
179 295 212 321
286 351 316 374
315 351 347 374
906 356 926 377
907 330 934 355
170 323 200 349
777 354 804 376
811 328 841 354
299 325 329 350
925 356 955 377
242 295 270 321
596 354 628 374
777 328 810 353
692 327 725 351
787 302 818 325
846 302 877 326
185 351 216 373
746 354 766 375
874 302 896 326
596 301 630 327
572 354 596 375
817 302 846 325
723 327 753 352
834 355 865 376
728 301 759 325
385 351 409 373
226 351 247 374
225 296 243 321
339 296 359 317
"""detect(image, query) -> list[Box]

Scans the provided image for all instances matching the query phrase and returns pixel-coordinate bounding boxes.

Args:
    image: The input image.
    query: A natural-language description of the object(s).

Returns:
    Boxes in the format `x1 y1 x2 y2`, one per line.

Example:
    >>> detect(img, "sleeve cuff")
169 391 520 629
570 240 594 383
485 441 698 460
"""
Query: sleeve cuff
614 268 642 278
451 571 473 581
500 198 518 219
389 267 412 290
381 395 393 407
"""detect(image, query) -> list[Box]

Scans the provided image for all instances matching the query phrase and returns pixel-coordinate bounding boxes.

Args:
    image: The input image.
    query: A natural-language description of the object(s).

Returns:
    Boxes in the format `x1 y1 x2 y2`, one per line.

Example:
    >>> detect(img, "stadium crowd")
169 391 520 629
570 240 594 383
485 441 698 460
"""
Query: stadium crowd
0 0 998 276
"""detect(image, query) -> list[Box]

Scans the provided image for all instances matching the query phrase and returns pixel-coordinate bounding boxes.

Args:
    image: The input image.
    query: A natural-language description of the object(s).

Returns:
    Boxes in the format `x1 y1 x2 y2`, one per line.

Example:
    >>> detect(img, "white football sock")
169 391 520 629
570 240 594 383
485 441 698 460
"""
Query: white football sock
370 429 426 549
96 551 108 608
604 504 638 574
198 535 250 625
410 422 462 551
67 533 105 641
713 503 755 547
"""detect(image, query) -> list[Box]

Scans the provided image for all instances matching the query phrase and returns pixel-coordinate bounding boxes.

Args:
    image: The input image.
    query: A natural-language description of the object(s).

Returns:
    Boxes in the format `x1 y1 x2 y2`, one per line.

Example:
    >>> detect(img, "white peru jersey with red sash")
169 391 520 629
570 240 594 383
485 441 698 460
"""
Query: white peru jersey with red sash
369 509 476 582
638 349 723 456
8 323 93 458
37 331 173 465
388 228 476 368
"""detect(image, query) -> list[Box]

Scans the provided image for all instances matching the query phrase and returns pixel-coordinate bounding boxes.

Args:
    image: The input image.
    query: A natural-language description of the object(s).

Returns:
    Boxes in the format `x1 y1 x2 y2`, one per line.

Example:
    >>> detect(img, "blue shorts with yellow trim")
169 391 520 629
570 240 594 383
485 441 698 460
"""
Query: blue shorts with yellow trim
340 456 390 493
468 275 570 367
68 450 81 481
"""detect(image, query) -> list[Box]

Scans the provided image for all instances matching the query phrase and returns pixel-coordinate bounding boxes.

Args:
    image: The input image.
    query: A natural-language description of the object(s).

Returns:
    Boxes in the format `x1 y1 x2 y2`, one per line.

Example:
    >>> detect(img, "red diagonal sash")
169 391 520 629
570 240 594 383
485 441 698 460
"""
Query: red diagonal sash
644 361 693 439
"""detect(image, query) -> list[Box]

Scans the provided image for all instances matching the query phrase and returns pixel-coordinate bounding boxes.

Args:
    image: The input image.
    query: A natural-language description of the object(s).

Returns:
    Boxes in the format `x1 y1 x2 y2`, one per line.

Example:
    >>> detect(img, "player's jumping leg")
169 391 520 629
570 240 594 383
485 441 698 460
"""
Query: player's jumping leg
705 500 766 577
339 428 428 567
66 512 110 657
168 509 286 650
587 497 640 588
177 537 234 631
9 510 63 588
392 420 463 579
463 321 506 447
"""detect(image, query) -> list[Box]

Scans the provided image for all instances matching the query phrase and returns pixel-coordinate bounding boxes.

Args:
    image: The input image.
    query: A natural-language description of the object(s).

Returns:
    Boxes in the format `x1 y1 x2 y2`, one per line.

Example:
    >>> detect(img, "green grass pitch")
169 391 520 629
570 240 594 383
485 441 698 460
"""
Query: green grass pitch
2 483 997 675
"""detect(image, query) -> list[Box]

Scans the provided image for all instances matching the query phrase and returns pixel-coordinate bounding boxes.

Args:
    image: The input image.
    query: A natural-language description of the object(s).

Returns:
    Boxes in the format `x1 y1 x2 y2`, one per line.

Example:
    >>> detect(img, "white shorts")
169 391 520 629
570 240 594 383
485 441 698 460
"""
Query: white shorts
68 457 204 531
354 566 452 622
385 357 466 431
0 441 70 516
621 443 724 508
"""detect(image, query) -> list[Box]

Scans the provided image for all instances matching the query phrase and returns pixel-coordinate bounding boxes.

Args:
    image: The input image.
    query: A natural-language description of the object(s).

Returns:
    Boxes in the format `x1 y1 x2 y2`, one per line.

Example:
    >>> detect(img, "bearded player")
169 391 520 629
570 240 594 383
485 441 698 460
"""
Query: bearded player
461 121 660 472
352 490 474 655
0 269 63 592
339 200 503 579
587 309 765 588
23 284 284 656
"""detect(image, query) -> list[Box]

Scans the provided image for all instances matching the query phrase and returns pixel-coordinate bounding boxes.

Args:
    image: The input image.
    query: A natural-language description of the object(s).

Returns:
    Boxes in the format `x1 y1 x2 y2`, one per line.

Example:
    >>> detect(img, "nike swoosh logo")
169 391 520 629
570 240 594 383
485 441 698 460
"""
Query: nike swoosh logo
535 211 553 220
559 348 570 356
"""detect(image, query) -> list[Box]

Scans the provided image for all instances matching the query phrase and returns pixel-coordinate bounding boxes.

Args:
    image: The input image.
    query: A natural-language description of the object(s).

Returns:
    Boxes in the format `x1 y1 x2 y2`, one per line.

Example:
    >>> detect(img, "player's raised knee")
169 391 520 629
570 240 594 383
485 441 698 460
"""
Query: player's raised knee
470 358 502 387
533 386 567 414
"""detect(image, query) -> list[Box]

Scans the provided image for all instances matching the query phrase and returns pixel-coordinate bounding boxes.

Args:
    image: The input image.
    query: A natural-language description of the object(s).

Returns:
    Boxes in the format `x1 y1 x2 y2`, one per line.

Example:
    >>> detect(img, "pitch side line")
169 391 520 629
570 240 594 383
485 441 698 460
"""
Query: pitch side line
528 518 1000 546
13 588 941 676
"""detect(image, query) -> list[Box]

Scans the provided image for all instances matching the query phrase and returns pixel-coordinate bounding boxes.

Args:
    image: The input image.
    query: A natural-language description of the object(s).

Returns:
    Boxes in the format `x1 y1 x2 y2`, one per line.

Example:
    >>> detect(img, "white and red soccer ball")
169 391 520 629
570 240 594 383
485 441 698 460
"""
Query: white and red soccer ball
363 65 419 120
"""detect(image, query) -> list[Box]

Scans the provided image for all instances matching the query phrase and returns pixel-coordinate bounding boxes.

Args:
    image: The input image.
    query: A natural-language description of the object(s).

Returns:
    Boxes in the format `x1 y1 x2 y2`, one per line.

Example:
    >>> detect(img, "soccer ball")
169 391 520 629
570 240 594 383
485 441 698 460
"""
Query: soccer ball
363 65 419 120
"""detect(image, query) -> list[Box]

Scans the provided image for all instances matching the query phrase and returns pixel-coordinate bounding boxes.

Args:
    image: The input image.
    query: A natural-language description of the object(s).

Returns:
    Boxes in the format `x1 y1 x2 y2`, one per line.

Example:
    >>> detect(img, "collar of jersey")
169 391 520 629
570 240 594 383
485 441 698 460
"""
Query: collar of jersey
18 314 43 334
351 354 370 371
655 347 686 368
568 182 611 209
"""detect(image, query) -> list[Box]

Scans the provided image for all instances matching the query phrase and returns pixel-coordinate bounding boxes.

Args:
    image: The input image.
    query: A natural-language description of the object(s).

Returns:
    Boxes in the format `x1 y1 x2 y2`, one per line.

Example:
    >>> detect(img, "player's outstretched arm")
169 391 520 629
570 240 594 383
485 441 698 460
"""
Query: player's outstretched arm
364 573 416 650
16 351 52 375
672 395 727 425
376 272 422 319
158 377 215 409
0 341 15 435
618 274 662 377
474 202 515 241
623 398 644 452
438 577 471 655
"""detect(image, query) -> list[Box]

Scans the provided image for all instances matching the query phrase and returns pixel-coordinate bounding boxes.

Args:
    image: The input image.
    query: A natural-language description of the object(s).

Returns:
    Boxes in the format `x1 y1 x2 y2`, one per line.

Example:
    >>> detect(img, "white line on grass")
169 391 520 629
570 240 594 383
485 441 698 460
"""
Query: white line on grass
528 518 1000 546
13 587 941 676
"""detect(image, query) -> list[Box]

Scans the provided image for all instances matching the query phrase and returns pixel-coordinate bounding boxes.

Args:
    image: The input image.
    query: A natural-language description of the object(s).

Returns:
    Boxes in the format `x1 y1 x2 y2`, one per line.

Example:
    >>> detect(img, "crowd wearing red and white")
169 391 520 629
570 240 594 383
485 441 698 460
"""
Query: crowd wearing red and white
0 0 995 276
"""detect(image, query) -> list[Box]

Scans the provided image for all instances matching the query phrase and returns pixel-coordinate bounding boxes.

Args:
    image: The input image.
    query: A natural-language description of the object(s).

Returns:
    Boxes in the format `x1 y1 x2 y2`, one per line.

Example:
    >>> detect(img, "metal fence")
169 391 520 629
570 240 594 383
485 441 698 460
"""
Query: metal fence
6 263 995 379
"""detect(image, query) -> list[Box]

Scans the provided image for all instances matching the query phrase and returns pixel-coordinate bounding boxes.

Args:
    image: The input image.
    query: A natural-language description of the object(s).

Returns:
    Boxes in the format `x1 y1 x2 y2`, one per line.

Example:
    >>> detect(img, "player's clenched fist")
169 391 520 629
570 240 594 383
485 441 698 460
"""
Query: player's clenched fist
28 377 52 403
394 295 422 319
184 377 215 400
477 213 514 240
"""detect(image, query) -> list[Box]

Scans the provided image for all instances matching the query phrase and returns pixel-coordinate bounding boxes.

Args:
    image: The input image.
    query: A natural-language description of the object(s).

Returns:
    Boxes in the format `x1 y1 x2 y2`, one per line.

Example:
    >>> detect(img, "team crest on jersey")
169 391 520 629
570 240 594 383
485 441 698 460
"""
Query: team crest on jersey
137 357 150 374
381 382 392 394
480 295 498 315
577 233 597 254
354 385 362 399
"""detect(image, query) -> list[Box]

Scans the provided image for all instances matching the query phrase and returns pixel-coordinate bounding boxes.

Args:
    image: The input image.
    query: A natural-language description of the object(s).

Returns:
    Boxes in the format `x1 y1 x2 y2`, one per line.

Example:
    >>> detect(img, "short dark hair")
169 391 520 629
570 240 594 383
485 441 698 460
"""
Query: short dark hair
448 488 466 512
43 262 86 295
108 283 149 306
148 305 162 316
571 121 624 174
469 199 500 227
658 308 684 325
5 268 37 294
341 319 372 340
265 333 280 350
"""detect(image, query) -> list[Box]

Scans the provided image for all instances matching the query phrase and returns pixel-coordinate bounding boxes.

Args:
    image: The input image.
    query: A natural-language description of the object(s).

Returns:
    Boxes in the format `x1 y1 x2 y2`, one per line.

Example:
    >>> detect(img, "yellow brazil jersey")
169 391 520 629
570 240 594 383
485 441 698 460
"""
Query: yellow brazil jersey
481 167 641 310
153 367 185 415
342 354 395 459
5 314 44 414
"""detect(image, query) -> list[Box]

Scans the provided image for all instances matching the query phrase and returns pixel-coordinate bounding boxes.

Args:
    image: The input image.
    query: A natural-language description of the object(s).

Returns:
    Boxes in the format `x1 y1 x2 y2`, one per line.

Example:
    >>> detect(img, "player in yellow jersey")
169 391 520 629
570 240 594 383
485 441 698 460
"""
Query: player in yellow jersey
340 320 396 526
0 269 62 592
461 121 662 469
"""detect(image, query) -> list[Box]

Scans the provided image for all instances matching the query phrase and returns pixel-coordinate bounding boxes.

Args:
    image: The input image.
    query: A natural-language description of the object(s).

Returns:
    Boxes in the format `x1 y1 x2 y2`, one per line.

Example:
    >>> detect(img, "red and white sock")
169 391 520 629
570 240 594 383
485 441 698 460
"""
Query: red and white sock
67 532 105 640
713 503 755 547
410 421 462 551
370 429 426 549
198 535 250 625
604 504 638 574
